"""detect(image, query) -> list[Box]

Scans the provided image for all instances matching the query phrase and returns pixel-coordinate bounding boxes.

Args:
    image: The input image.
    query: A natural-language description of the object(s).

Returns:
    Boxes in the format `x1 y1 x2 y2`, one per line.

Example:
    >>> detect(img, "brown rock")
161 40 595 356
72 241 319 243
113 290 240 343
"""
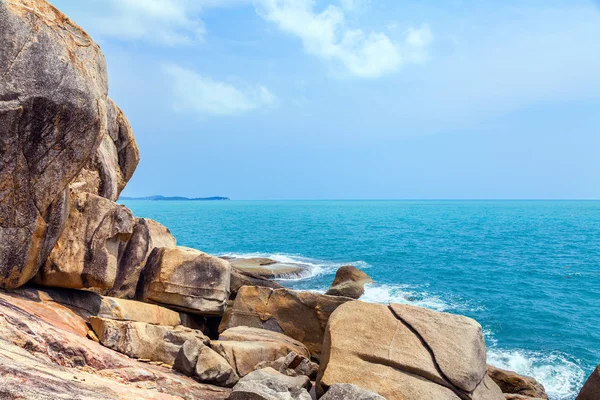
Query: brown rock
137 247 231 316
212 327 310 377
34 190 134 289
316 301 504 400
255 351 319 381
504 395 546 400
230 267 283 298
195 342 240 388
488 365 548 399
577 365 600 400
89 317 209 365
320 383 385 400
325 265 373 299
224 286 352 358
229 367 311 400
174 339 201 376
0 0 135 289
228 257 309 279
108 218 176 299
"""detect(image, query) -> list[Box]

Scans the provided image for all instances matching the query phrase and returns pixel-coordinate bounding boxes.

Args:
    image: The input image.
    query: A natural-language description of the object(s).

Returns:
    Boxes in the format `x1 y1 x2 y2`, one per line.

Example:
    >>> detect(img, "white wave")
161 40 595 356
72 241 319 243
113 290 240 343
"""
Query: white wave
360 283 452 312
487 349 585 400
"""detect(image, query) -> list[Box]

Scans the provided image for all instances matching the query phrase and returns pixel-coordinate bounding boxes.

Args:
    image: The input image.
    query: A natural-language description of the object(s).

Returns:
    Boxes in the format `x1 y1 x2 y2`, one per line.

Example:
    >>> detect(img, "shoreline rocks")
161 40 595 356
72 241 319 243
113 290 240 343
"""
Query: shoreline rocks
325 265 373 299
487 365 548 399
226 257 311 279
577 365 600 400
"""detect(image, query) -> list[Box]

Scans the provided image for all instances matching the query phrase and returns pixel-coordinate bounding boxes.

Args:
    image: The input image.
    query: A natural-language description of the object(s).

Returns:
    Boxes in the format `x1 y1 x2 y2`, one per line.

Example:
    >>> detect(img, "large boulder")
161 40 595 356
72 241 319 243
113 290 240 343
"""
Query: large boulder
229 367 311 400
320 383 385 400
227 257 309 279
34 190 134 289
89 317 209 365
212 326 310 377
0 0 121 289
108 218 176 299
577 365 600 400
174 339 239 387
224 286 352 358
137 247 231 316
488 365 548 399
230 268 283 298
70 99 139 201
316 301 504 399
325 265 373 299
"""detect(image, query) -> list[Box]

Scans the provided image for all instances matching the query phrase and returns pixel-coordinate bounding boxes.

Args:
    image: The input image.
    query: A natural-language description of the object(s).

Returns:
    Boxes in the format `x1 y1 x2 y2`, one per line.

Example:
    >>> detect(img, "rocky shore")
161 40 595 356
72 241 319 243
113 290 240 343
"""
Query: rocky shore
0 1 597 399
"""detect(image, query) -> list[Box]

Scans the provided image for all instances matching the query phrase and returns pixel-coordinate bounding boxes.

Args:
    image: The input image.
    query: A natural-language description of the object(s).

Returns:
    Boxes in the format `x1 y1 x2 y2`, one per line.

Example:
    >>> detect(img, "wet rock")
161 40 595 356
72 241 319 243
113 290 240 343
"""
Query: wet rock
316 301 504 399
488 365 548 399
229 367 311 400
137 247 231 316
227 257 309 279
224 286 352 358
34 190 134 289
325 265 373 299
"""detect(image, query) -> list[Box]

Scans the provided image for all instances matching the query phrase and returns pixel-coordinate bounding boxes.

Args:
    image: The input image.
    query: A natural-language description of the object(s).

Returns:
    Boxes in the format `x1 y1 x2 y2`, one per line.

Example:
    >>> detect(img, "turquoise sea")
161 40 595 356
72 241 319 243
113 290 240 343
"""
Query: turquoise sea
121 200 600 400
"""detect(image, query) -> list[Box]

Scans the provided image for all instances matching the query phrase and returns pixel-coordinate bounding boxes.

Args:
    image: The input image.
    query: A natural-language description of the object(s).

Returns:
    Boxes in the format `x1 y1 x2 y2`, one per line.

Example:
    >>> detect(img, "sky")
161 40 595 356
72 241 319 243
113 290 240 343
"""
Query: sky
51 0 600 200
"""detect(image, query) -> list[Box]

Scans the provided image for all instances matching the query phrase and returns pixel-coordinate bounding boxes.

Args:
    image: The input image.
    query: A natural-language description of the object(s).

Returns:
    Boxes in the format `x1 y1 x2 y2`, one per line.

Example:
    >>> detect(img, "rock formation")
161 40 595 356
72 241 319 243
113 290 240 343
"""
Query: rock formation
487 365 548 399
325 265 373 299
577 365 600 400
228 367 312 400
320 383 385 400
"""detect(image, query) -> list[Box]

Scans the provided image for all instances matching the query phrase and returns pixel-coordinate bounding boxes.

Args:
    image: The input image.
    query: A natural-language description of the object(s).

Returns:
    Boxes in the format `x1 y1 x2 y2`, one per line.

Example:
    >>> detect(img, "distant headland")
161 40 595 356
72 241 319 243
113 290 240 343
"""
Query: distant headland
119 195 230 201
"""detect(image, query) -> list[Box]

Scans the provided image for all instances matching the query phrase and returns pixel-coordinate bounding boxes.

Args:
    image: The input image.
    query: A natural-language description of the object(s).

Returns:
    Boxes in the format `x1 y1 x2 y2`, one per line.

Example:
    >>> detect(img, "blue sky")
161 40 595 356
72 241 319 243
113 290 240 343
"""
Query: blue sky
51 0 600 199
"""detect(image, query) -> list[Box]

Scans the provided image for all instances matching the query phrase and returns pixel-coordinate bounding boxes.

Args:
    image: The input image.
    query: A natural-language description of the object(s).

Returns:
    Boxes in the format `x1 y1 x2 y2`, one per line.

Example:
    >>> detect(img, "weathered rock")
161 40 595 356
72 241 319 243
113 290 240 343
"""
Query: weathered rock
319 383 385 400
174 339 202 377
577 365 600 400
255 351 319 381
224 286 352 358
195 342 240 388
34 190 134 289
316 301 504 400
108 218 176 299
137 247 231 316
0 287 230 399
230 268 283 298
325 265 373 299
488 365 548 399
212 326 310 377
89 317 209 365
229 367 311 400
70 99 139 201
227 257 309 279
504 395 546 400
0 0 136 289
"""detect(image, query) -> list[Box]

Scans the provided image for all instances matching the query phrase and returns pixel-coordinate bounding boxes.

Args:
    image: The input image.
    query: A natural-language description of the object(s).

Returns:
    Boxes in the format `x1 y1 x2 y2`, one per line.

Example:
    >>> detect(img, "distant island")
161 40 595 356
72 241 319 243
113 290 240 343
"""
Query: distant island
119 195 230 201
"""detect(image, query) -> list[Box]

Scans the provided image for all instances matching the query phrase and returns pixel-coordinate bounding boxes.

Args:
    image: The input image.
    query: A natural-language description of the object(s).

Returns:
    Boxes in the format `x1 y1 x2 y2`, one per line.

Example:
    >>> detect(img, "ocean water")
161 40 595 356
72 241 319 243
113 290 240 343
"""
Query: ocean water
121 200 600 400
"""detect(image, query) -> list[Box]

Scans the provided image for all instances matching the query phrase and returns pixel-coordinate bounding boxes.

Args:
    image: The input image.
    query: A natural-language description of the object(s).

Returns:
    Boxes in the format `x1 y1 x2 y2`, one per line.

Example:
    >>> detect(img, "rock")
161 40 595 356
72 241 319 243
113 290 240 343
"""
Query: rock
224 286 352 358
108 218 176 299
0 287 230 399
504 395 546 400
577 365 600 400
325 265 373 299
70 99 139 201
195 342 240 388
255 351 319 381
316 301 504 399
212 326 310 377
488 365 548 399
230 268 283 298
229 367 311 400
319 383 385 400
89 317 209 365
0 0 136 289
34 190 134 289
227 257 309 279
174 339 201 376
137 247 231 316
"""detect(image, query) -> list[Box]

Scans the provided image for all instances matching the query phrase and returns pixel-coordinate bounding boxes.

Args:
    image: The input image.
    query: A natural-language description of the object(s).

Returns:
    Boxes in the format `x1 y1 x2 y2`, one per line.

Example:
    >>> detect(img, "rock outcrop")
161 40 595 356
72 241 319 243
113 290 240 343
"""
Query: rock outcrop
320 383 385 400
212 326 310 377
325 265 373 299
229 367 311 400
577 365 600 400
316 301 504 399
108 218 176 299
224 286 352 358
254 351 319 381
34 190 134 288
488 365 548 399
174 339 240 387
227 257 309 279
137 247 231 316
230 267 283 298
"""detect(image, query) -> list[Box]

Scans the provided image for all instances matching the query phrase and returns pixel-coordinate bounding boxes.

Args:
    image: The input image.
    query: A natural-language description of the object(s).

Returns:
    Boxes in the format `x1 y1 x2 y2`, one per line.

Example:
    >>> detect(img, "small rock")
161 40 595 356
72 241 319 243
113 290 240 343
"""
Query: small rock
254 352 319 381
229 367 311 400
174 339 201 377
320 383 385 400
488 365 548 399
325 265 373 299
195 343 239 388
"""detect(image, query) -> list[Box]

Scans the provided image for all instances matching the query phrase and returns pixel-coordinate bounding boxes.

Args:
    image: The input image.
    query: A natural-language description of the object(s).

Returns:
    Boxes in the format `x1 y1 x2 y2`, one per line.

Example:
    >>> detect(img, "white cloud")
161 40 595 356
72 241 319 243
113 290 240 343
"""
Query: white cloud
255 0 432 78
163 64 278 116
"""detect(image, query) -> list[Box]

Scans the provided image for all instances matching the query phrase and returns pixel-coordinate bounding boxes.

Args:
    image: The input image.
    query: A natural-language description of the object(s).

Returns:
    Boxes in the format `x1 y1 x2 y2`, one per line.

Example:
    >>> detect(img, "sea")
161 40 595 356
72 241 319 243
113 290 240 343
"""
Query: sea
120 199 600 400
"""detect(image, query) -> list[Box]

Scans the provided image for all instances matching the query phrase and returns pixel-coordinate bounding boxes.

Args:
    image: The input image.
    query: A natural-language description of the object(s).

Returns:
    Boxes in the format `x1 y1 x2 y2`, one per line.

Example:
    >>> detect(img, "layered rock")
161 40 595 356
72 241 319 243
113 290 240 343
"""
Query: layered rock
108 218 176 299
488 365 548 399
34 190 134 289
174 339 239 387
229 367 311 400
89 317 209 365
577 365 600 400
0 0 123 289
137 247 231 315
316 301 504 399
227 257 309 279
212 326 310 377
325 265 373 299
224 286 352 358
230 268 283 298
